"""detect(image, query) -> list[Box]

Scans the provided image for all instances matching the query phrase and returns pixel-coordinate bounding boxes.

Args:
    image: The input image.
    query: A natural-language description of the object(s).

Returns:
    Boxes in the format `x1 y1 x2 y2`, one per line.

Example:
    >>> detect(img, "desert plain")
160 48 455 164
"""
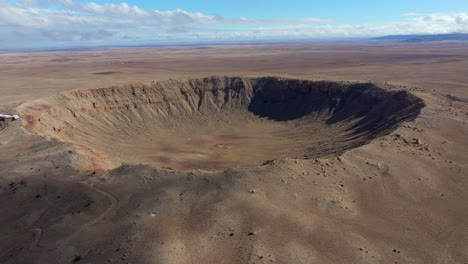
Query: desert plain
0 41 467 263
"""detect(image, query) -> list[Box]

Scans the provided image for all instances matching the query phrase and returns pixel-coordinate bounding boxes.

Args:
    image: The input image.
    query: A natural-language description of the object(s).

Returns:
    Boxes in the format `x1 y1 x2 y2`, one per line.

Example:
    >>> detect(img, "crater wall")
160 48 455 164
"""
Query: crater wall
18 76 425 172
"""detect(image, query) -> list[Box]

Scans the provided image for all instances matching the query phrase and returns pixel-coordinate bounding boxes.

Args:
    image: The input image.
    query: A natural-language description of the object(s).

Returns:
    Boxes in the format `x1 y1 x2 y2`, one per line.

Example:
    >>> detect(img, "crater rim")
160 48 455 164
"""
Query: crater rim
18 76 426 173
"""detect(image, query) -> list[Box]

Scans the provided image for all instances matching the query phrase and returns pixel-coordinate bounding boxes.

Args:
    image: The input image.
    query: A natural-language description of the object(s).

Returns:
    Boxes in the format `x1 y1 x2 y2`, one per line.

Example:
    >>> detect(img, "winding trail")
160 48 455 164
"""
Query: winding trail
0 193 51 251
58 181 118 244
29 228 42 251
25 173 118 251
0 121 7 133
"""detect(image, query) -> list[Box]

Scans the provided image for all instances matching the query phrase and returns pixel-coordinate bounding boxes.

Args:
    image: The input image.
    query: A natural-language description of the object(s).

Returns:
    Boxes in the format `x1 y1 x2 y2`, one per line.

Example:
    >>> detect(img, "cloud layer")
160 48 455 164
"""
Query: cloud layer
1 0 468 48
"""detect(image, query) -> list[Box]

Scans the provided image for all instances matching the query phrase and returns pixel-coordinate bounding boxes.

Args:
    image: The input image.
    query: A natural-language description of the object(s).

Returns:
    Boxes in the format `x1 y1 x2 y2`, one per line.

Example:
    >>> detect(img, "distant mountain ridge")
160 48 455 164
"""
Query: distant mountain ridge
375 33 468 42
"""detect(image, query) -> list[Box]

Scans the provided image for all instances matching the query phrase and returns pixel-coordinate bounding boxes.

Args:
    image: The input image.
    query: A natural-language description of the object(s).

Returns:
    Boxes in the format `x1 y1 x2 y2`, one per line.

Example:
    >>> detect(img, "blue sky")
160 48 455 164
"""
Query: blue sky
77 0 468 21
1 0 468 49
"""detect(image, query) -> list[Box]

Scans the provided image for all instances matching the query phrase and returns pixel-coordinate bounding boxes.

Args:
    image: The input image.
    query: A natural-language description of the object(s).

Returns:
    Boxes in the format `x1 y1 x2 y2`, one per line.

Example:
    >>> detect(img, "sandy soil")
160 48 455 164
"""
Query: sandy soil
0 42 467 264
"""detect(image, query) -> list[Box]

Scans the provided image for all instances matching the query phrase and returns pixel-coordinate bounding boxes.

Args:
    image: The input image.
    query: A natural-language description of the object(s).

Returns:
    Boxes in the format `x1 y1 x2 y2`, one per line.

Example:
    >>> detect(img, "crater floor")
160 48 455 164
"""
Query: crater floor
19 76 424 171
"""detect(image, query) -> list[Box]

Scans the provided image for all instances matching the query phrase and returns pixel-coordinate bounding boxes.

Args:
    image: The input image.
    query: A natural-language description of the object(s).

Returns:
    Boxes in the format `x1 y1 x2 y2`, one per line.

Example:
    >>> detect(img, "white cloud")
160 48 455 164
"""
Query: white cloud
1 0 468 49
51 0 150 17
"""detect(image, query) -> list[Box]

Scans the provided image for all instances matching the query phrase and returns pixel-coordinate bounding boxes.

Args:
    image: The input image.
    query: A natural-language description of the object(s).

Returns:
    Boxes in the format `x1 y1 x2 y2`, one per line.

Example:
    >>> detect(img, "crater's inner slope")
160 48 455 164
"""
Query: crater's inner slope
19 77 424 171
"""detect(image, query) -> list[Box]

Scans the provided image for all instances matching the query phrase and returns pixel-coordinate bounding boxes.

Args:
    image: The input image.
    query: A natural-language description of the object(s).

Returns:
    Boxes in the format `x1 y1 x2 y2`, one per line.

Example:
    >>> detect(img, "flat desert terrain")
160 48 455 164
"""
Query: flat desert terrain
0 42 467 264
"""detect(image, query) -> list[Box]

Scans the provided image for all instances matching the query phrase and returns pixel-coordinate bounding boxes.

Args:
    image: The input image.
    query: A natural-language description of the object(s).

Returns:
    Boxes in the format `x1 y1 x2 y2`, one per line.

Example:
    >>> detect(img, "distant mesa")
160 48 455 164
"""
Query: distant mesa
50 58 75 62
18 76 425 172
374 33 468 43
93 71 122 75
